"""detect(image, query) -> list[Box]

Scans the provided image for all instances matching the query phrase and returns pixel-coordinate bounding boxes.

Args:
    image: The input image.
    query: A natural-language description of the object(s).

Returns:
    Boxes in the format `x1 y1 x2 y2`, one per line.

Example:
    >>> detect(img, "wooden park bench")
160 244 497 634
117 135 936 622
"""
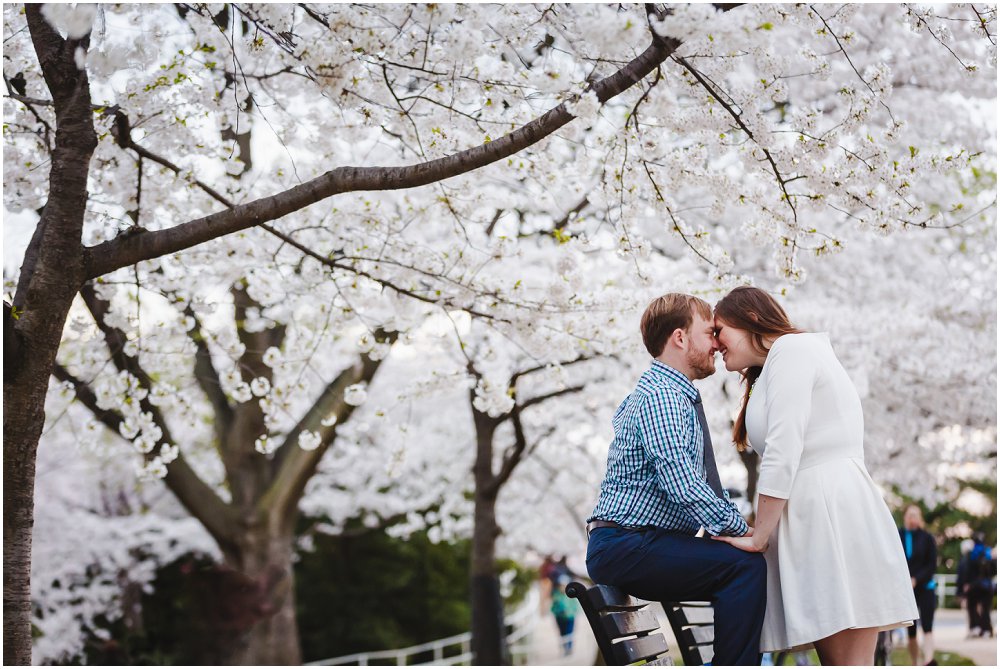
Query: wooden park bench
566 581 714 666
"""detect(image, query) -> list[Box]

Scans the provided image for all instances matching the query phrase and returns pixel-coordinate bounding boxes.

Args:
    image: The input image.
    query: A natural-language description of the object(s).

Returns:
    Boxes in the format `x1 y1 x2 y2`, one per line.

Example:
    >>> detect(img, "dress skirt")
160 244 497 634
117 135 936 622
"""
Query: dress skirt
759 457 919 652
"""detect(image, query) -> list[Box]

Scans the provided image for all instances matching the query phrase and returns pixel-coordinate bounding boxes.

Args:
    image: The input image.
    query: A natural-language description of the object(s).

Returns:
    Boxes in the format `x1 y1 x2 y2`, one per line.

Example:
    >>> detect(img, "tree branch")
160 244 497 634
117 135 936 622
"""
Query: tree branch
83 32 691 279
492 384 586 492
15 6 97 310
509 355 597 388
674 56 800 231
183 304 234 443
111 109 235 208
51 362 237 548
258 223 507 322
259 333 397 531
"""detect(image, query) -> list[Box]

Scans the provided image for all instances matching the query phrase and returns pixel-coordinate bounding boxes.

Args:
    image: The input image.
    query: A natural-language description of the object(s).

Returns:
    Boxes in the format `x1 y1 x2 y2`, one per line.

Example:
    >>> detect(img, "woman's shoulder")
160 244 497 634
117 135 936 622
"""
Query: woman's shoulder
768 332 830 358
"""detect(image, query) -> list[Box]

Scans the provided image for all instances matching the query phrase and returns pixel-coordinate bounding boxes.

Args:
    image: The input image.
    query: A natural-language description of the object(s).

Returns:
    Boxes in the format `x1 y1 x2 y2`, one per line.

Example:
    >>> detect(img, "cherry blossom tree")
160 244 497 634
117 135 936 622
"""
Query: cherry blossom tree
4 2 995 665
3 2 707 662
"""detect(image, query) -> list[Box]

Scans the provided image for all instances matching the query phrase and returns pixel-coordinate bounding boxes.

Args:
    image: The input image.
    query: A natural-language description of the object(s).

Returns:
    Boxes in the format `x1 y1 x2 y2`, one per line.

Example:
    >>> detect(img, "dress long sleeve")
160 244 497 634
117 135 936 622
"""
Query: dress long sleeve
756 336 817 500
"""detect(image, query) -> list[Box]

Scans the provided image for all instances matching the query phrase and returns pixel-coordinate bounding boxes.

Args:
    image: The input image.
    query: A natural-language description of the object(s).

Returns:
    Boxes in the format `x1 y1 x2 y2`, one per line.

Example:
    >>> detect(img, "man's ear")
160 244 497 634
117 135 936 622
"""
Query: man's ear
668 327 686 349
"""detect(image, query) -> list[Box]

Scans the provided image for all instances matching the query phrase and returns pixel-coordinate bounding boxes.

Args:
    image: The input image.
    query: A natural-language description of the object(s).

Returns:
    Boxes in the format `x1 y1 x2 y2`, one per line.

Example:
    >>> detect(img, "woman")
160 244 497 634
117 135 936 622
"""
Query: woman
898 504 938 665
712 286 917 665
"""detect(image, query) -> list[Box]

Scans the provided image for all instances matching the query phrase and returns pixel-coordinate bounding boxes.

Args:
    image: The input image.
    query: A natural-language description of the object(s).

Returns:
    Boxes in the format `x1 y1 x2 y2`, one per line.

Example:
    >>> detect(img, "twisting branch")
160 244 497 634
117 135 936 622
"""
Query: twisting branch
182 304 234 444
629 65 663 132
968 4 997 46
52 354 236 549
641 160 720 267
810 5 897 125
83 23 709 279
673 56 800 233
3 90 55 150
110 110 235 208
260 332 399 529
258 223 507 322
901 3 993 66
492 384 587 493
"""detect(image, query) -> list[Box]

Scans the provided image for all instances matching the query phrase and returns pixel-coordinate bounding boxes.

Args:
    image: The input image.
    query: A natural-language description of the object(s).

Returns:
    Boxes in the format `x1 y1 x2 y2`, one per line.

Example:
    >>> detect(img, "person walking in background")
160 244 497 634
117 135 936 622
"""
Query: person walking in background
712 286 918 666
899 504 938 665
955 539 977 637
961 533 997 638
550 574 578 655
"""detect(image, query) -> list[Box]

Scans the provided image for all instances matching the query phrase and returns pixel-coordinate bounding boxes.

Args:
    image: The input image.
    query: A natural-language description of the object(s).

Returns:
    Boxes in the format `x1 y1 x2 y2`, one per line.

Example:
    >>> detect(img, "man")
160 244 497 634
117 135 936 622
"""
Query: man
586 293 765 666
899 504 938 665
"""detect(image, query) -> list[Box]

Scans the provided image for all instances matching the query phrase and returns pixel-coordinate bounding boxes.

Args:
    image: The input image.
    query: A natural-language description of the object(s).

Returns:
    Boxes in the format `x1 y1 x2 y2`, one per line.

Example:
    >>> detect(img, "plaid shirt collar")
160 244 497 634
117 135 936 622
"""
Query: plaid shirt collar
649 360 699 403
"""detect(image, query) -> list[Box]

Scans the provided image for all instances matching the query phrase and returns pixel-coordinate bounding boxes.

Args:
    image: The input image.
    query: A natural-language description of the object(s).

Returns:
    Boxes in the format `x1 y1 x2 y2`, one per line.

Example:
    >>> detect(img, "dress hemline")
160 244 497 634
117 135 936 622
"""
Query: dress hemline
761 617 916 654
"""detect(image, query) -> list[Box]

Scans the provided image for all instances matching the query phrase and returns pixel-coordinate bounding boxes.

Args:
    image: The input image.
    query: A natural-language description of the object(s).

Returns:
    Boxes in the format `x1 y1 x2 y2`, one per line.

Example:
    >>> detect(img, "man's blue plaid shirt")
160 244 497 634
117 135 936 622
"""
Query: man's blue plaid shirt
589 360 749 536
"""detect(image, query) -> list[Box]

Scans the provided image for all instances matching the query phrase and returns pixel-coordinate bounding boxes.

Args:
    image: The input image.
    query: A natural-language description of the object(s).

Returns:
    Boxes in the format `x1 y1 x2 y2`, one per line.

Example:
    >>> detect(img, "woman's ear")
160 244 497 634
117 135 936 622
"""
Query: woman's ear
747 312 759 323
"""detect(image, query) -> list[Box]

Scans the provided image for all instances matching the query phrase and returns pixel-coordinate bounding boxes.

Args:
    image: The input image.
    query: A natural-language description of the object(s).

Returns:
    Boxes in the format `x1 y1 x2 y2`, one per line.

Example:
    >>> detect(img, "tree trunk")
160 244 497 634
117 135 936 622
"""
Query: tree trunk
739 448 759 504
470 411 509 666
470 490 508 666
209 528 300 665
4 285 84 669
5 7 98 663
4 352 61 666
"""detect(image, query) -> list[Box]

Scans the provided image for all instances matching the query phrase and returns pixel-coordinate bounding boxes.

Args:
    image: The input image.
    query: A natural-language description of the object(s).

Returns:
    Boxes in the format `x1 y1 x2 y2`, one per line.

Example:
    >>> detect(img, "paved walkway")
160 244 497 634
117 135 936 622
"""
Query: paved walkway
523 601 599 665
527 604 997 665
932 606 996 666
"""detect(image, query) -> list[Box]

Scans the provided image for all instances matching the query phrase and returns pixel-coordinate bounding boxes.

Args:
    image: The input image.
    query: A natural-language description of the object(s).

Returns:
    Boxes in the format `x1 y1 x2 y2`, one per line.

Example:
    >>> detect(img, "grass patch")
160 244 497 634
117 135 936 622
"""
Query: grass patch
769 648 975 665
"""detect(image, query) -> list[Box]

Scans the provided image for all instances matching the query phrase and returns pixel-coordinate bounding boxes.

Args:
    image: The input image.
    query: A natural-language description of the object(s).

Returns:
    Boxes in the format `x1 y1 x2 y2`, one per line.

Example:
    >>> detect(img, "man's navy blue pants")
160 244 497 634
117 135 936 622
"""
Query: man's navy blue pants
587 526 766 666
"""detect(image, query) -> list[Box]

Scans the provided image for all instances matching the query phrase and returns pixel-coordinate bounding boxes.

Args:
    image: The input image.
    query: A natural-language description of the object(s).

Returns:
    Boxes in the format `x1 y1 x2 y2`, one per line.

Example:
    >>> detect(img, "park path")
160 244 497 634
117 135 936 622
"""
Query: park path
933 607 996 666
527 604 997 666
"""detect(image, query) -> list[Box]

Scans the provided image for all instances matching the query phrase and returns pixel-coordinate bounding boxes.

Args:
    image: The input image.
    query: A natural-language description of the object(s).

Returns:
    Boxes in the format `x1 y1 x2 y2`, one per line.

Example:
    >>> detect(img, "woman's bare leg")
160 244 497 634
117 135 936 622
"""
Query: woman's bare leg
814 627 879 666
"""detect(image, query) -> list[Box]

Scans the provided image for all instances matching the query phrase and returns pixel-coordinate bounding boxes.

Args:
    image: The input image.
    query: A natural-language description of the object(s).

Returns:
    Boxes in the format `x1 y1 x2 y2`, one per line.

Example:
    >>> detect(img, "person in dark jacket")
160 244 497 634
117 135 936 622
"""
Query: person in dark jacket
955 539 977 636
960 533 997 638
899 504 938 665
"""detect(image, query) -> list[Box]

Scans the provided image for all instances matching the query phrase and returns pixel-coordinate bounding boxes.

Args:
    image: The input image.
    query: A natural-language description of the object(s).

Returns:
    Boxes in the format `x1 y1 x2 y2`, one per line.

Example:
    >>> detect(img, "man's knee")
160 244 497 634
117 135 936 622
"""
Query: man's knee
726 551 766 590
734 551 766 574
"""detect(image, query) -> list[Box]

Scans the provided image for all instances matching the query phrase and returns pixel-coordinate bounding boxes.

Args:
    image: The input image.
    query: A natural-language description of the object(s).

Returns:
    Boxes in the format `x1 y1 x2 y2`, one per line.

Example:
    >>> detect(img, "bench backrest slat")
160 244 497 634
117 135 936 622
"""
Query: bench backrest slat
584 584 649 611
600 609 661 638
664 602 715 665
612 633 671 665
566 581 673 665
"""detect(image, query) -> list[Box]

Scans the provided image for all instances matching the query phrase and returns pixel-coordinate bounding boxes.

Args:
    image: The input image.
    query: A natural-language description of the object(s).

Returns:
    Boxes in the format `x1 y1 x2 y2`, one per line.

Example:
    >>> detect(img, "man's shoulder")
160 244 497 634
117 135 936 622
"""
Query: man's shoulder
634 372 691 411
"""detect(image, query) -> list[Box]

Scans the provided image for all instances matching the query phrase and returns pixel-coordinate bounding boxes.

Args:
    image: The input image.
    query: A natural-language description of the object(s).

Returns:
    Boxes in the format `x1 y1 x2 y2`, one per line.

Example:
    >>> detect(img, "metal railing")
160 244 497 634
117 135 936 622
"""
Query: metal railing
307 584 540 666
936 572 957 608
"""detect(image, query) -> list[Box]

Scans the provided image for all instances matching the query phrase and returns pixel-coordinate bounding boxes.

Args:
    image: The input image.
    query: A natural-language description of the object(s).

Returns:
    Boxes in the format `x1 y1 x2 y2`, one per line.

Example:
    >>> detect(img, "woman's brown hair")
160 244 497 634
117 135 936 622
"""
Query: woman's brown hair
714 286 803 452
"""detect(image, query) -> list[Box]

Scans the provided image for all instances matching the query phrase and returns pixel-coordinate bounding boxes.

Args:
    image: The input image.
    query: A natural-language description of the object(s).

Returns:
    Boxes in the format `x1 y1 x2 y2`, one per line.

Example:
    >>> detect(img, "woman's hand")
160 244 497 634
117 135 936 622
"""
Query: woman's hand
712 533 768 553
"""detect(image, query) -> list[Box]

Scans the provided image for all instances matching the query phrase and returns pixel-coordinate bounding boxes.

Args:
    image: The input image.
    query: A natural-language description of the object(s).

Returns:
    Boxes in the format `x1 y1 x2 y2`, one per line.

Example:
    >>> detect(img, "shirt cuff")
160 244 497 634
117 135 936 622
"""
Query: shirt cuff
706 511 749 537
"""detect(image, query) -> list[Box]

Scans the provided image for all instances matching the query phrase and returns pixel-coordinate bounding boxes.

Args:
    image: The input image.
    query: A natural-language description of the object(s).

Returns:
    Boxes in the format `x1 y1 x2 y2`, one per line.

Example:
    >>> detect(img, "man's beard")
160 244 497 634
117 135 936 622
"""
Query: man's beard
687 347 716 380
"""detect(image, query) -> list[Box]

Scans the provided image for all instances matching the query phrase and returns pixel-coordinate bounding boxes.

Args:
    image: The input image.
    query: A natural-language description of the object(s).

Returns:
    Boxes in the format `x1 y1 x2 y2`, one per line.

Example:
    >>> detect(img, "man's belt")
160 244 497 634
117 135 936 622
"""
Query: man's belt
586 519 705 538
586 519 655 536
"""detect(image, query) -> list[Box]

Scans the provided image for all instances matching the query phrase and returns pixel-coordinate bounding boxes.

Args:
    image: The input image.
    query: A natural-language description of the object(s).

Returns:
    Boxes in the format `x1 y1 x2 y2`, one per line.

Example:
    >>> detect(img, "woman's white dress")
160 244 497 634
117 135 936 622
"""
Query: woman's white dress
746 333 918 652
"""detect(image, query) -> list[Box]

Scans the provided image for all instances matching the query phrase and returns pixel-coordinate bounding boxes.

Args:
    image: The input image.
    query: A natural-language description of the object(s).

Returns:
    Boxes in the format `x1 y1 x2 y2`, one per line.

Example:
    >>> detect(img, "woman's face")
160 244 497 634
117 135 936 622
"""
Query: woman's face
714 317 763 372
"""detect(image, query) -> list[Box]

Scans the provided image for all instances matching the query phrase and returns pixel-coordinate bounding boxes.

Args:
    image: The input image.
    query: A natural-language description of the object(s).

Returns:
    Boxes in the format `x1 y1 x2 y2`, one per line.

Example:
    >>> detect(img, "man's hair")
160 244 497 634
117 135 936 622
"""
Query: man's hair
640 294 712 358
